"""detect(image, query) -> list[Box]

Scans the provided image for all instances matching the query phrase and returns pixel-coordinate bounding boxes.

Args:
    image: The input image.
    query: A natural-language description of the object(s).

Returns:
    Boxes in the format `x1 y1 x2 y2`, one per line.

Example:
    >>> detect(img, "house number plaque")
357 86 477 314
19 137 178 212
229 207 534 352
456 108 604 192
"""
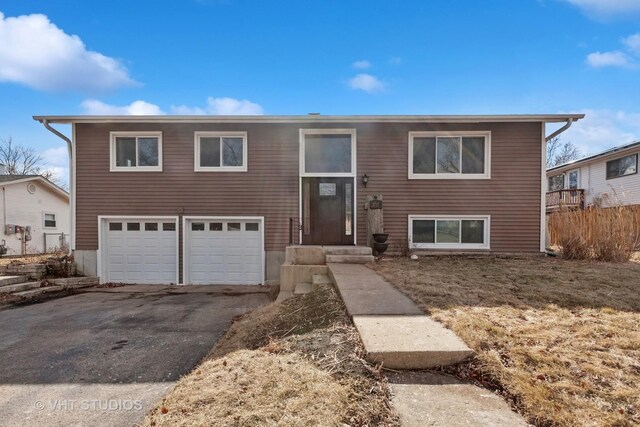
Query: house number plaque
319 183 336 196
369 199 383 209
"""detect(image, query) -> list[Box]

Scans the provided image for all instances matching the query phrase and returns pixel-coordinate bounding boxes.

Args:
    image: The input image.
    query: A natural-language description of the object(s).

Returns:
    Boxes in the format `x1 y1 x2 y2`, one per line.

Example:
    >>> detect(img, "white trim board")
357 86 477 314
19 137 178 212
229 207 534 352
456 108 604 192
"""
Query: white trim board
182 216 265 286
97 215 180 285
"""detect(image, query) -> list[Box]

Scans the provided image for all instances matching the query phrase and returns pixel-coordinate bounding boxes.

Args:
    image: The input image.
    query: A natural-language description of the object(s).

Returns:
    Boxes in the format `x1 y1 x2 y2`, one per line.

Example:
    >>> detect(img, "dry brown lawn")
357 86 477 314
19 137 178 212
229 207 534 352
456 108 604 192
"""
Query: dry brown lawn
370 256 640 426
143 286 398 427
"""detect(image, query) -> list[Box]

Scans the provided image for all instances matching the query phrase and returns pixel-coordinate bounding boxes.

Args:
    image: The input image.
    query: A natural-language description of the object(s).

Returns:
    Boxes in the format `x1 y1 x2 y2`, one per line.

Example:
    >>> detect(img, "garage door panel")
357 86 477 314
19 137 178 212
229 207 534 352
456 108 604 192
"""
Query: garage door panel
104 218 177 285
187 219 263 285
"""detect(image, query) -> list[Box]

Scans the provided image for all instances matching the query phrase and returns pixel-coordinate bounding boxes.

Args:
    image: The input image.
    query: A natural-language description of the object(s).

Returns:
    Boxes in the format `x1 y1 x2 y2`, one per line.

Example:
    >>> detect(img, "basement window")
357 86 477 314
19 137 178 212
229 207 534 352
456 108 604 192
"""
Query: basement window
195 132 247 172
110 132 162 172
409 216 490 250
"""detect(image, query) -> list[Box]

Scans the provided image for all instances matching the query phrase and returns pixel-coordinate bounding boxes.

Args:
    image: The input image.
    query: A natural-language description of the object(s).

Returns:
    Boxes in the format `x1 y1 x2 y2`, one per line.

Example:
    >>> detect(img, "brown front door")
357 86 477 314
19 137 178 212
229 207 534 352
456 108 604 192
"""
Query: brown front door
302 177 354 245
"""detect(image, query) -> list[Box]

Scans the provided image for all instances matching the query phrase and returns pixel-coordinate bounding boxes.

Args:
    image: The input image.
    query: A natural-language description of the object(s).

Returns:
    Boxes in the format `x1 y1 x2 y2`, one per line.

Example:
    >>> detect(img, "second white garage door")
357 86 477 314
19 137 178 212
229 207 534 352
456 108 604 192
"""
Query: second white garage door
184 217 264 285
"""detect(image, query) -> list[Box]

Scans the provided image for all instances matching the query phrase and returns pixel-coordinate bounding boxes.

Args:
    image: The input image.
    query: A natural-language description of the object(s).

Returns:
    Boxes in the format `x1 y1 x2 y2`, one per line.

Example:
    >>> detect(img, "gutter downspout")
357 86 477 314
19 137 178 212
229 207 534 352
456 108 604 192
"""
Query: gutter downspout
545 118 574 142
38 119 73 255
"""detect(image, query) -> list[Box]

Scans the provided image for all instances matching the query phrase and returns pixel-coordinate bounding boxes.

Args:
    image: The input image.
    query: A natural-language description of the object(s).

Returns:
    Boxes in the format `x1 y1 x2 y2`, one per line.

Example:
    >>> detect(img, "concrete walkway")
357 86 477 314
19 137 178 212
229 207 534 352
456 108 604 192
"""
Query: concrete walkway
327 263 473 369
327 263 528 426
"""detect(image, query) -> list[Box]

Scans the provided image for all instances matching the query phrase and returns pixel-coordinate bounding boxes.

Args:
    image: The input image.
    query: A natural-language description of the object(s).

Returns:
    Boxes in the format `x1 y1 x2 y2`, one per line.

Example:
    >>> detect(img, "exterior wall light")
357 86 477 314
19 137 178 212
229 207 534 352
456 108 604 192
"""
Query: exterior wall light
362 173 369 188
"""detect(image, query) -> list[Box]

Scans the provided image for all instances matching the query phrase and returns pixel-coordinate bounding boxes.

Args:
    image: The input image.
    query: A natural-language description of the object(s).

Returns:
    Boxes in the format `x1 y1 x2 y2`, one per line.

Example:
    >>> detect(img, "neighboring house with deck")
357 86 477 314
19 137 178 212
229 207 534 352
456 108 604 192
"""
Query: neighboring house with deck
546 140 640 211
34 113 583 285
0 172 70 255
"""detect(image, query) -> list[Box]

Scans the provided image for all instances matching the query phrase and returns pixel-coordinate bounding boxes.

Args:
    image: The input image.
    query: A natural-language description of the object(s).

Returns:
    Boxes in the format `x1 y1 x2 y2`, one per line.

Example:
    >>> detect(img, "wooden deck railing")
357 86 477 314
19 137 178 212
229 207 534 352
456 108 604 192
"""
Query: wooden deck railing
546 189 585 212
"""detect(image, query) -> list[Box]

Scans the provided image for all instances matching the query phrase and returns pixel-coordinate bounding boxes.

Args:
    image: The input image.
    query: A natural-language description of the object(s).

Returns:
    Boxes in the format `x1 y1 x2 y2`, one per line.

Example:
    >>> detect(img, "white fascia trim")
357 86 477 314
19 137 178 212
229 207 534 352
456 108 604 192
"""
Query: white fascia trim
71 123 76 252
408 131 491 180
109 131 163 172
34 114 586 124
299 128 357 177
97 215 180 285
182 216 265 286
408 215 491 250
193 131 248 172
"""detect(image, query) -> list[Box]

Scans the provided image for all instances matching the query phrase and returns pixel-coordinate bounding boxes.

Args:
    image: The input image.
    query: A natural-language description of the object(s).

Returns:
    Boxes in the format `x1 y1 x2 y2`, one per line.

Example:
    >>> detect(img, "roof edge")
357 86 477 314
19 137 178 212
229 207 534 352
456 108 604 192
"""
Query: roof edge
34 114 585 124
547 139 640 173
0 175 69 199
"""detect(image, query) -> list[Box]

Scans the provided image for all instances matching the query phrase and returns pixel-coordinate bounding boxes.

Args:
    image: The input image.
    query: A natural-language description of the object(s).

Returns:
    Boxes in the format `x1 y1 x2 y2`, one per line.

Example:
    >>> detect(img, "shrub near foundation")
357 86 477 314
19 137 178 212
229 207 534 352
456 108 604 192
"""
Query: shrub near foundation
549 206 640 262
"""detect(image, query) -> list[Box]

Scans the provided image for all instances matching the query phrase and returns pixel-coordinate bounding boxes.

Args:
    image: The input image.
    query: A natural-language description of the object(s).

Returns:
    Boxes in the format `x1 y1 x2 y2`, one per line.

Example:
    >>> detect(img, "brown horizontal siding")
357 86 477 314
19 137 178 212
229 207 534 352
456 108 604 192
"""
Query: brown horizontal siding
75 120 543 263
355 122 542 253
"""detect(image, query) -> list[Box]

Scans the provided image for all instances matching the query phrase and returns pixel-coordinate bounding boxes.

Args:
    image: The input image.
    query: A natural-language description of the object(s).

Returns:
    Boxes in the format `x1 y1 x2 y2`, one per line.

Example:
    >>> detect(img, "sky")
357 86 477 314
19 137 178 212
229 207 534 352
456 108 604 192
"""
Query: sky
0 0 639 185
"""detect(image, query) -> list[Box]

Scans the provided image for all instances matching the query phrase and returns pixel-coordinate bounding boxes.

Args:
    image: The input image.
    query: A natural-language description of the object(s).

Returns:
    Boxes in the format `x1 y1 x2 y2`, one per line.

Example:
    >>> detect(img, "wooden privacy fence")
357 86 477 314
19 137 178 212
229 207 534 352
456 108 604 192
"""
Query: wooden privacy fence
547 205 640 261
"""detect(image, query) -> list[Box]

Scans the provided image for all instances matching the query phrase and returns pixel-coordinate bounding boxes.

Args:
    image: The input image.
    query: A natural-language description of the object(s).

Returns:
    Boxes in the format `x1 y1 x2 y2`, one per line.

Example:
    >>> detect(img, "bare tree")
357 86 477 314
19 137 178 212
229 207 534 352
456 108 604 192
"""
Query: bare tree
547 137 581 168
0 137 60 185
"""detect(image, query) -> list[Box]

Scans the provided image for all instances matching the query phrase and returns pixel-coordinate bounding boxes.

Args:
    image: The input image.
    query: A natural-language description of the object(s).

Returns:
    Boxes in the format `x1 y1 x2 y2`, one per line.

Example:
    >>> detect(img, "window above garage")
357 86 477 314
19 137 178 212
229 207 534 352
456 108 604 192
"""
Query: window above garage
194 132 247 172
110 132 162 172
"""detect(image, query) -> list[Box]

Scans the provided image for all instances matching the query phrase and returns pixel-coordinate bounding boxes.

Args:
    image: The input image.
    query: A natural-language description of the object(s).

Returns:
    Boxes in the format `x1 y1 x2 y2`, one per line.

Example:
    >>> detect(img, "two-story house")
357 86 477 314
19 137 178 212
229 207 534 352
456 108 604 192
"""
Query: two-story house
34 114 583 285
547 140 640 211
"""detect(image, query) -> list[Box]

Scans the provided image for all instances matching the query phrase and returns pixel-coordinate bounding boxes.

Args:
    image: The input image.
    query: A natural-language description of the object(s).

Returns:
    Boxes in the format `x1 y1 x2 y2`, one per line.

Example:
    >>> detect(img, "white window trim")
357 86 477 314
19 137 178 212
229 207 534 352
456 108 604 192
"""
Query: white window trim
194 131 248 172
567 169 580 189
299 128 357 177
110 131 163 172
408 215 491 250
408 131 491 180
43 212 57 229
605 153 638 180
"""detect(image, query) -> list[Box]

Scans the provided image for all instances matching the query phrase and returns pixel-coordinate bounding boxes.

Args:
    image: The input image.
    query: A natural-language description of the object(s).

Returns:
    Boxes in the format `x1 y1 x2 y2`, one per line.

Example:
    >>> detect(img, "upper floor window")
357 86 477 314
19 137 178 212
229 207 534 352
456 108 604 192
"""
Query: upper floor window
409 131 491 179
548 174 564 191
606 154 637 180
110 132 162 172
300 129 356 176
194 132 247 172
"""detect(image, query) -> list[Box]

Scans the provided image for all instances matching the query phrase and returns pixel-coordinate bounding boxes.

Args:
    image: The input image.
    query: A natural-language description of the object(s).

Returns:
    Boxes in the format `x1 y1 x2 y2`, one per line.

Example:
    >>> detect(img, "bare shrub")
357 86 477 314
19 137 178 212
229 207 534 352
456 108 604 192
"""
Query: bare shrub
549 205 640 262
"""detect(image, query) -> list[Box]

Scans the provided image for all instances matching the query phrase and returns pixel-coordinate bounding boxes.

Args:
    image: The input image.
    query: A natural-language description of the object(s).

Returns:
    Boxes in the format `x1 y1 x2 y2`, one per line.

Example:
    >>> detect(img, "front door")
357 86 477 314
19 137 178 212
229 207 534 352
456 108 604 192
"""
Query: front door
302 177 354 245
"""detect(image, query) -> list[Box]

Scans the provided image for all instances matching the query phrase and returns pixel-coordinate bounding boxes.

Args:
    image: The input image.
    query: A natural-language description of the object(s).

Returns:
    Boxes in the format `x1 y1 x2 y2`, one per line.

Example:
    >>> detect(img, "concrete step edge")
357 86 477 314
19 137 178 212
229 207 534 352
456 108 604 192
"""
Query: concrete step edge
0 275 30 287
13 285 64 298
0 282 42 294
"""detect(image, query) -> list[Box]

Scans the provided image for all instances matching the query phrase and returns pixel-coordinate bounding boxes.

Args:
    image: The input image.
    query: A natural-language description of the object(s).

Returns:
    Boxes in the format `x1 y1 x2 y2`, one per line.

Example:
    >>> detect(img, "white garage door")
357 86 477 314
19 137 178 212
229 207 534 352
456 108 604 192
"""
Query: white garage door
185 217 264 285
103 218 178 285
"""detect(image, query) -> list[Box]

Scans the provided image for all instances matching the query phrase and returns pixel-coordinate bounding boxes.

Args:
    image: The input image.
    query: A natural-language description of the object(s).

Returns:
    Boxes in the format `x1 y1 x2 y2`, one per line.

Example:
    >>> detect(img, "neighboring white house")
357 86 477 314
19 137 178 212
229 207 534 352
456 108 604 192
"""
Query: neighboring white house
547 140 640 207
0 174 70 255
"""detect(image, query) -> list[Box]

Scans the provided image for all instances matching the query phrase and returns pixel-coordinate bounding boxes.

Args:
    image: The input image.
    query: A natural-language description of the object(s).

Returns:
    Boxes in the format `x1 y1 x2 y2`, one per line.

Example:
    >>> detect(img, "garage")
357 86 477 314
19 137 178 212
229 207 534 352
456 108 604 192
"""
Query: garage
99 216 179 285
184 216 264 285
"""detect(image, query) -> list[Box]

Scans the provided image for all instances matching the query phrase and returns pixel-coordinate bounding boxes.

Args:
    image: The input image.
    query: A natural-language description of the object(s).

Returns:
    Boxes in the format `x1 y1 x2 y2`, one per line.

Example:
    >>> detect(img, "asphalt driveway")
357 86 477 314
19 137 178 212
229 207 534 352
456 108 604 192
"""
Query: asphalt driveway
0 285 270 427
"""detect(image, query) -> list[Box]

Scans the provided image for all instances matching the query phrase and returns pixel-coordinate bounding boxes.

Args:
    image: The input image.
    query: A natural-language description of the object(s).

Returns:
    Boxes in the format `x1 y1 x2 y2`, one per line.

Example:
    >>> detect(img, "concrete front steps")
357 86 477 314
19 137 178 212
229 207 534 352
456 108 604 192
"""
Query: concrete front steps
278 246 373 301
327 263 474 370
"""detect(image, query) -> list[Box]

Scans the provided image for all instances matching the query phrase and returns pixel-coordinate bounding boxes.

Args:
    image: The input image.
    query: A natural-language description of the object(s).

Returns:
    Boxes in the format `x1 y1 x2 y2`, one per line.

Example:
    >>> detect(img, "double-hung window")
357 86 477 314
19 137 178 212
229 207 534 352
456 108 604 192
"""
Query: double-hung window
606 154 637 180
409 131 490 179
194 132 247 172
44 213 56 228
409 215 490 249
110 132 162 171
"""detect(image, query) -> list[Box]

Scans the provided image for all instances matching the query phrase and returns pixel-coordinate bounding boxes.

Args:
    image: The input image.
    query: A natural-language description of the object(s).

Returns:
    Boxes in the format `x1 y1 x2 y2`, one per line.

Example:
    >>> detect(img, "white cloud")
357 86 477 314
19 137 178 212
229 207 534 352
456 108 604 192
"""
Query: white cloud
41 146 69 188
352 60 371 69
563 0 640 19
555 109 640 154
171 97 264 115
623 33 640 54
348 73 385 93
81 99 165 115
0 12 136 92
586 51 632 68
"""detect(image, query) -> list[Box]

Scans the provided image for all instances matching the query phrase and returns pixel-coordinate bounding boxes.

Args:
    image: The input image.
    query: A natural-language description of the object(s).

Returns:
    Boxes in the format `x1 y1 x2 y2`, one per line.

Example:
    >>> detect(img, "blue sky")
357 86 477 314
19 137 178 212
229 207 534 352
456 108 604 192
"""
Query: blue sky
0 0 639 183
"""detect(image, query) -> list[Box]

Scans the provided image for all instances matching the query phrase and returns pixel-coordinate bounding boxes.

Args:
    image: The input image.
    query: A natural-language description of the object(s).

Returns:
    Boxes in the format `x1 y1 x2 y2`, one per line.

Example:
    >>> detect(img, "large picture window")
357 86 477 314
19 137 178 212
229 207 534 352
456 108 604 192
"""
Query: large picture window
409 215 490 249
194 132 247 172
606 154 637 180
110 132 162 171
409 132 490 179
300 129 356 176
